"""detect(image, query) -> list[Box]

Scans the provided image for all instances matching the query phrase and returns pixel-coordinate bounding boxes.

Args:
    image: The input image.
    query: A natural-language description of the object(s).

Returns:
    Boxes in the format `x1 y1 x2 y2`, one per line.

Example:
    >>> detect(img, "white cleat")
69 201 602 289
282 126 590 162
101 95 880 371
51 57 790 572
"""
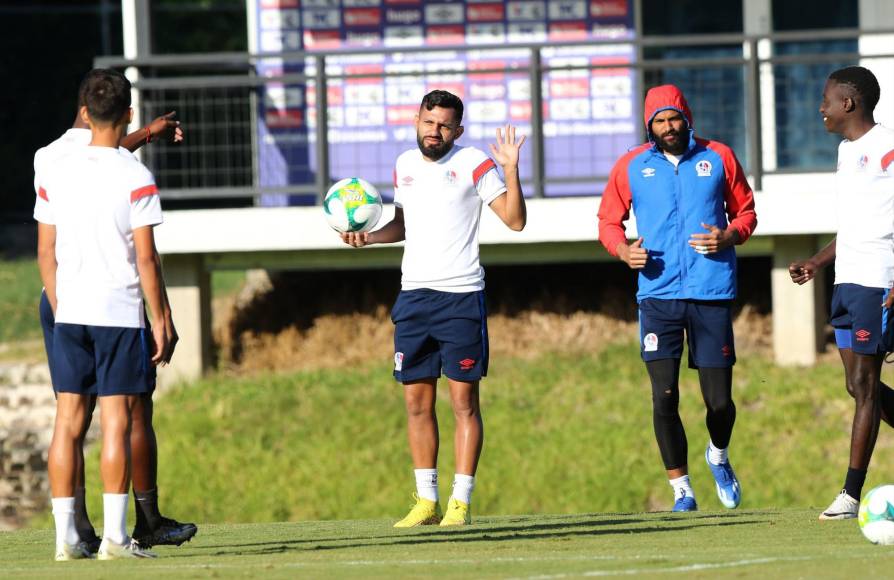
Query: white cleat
97 537 158 560
54 541 94 561
819 490 859 520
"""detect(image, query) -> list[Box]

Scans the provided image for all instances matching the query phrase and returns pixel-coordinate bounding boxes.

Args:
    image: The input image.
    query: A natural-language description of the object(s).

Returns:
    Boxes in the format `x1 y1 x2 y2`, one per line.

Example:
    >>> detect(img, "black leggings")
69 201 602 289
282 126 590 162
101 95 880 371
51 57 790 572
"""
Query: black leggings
646 359 736 470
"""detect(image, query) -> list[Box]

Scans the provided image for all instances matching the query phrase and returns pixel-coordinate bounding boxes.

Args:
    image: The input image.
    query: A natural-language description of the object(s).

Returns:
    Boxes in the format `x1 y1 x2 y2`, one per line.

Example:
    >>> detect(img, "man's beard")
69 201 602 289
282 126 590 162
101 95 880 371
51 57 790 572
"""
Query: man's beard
417 135 453 160
657 131 686 155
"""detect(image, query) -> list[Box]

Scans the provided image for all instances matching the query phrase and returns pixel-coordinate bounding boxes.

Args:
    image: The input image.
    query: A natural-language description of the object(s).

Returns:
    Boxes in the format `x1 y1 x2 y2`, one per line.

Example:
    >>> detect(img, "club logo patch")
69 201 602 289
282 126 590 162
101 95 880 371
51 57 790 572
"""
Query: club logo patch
394 352 404 371
695 160 712 177
642 167 656 178
459 358 476 371
858 154 869 169
855 329 871 342
721 345 731 357
643 333 659 352
444 169 457 185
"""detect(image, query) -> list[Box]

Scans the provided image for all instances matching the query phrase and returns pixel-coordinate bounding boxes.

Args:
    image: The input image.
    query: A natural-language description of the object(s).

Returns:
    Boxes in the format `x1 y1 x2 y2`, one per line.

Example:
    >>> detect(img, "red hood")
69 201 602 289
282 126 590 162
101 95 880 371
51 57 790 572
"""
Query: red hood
643 84 693 133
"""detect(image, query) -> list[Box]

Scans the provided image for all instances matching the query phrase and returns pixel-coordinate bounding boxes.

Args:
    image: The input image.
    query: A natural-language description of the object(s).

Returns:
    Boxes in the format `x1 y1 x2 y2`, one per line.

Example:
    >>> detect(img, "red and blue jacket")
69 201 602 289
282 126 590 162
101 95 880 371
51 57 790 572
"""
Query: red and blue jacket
598 84 757 303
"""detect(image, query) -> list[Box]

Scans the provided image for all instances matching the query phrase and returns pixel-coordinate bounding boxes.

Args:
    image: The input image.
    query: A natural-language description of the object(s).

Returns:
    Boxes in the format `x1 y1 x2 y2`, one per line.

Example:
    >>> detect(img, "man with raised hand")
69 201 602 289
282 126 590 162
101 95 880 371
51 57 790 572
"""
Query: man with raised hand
341 90 526 527
36 68 171 560
789 66 894 520
598 84 757 513
34 93 195 553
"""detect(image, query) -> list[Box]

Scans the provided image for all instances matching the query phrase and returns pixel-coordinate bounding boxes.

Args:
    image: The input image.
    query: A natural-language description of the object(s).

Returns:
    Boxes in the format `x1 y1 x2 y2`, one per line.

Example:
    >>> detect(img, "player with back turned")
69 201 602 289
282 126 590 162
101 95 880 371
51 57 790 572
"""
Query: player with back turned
789 66 894 520
341 90 526 526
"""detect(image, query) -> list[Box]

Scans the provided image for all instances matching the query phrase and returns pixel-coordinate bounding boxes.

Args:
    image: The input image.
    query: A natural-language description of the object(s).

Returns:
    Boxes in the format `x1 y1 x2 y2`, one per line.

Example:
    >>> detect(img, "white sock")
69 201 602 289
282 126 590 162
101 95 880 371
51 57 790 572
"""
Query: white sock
451 474 475 505
414 468 438 502
669 475 694 501
102 493 129 545
708 440 728 465
52 497 79 547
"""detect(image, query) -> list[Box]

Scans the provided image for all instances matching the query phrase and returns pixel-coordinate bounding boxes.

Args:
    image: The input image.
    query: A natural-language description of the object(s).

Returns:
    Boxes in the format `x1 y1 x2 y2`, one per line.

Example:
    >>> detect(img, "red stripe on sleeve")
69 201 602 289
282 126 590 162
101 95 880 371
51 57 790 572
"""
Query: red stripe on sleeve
705 141 757 243
597 146 648 256
472 159 496 186
38 187 48 201
131 184 158 203
882 149 894 172
393 168 398 188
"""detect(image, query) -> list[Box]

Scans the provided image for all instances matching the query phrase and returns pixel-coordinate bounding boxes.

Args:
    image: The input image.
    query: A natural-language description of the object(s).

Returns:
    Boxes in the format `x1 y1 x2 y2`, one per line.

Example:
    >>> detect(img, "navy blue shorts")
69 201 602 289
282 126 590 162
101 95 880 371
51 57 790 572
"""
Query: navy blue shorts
391 289 489 383
52 322 154 397
41 291 156 395
638 298 736 368
830 284 894 355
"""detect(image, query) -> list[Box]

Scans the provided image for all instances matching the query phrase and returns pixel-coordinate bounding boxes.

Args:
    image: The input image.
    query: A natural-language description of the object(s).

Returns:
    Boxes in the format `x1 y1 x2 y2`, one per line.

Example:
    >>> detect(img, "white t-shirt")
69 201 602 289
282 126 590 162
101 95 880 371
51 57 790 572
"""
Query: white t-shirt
834 124 894 288
34 145 163 328
33 128 137 194
393 145 507 292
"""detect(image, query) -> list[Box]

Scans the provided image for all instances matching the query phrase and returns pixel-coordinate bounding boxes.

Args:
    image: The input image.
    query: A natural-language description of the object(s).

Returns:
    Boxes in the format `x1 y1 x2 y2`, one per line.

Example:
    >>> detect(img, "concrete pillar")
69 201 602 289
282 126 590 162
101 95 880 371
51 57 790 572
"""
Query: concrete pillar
771 235 826 366
859 0 894 127
157 253 211 387
743 0 777 174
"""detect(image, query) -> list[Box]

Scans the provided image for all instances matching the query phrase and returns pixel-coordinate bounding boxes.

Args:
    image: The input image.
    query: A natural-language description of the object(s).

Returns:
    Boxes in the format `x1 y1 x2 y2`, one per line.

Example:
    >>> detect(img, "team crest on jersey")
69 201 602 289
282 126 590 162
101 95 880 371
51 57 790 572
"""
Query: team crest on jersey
444 169 457 185
641 167 656 178
695 160 712 177
858 154 869 169
643 332 659 352
394 352 404 371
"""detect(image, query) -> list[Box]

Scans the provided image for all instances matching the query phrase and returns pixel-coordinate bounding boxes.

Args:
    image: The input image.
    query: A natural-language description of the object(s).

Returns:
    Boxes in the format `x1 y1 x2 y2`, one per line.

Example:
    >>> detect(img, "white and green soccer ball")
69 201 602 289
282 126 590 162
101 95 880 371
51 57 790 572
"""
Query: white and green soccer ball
858 484 894 545
323 177 382 233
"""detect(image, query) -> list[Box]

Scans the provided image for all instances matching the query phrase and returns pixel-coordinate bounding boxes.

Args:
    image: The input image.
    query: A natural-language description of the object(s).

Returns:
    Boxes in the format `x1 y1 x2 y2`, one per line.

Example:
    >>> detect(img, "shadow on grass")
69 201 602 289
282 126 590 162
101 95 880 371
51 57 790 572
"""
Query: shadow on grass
180 514 763 558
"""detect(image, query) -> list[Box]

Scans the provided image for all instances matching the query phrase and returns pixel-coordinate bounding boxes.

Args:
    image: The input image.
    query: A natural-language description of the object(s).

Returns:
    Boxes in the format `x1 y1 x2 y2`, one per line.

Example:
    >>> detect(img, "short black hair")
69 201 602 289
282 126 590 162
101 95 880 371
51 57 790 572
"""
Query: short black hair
420 90 463 123
828 66 880 113
78 69 132 124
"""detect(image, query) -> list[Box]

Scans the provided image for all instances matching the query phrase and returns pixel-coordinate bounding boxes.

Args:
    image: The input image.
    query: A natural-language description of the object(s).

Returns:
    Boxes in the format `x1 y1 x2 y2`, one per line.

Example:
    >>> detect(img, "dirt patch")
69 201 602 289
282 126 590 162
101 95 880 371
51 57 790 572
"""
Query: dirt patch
213 261 777 374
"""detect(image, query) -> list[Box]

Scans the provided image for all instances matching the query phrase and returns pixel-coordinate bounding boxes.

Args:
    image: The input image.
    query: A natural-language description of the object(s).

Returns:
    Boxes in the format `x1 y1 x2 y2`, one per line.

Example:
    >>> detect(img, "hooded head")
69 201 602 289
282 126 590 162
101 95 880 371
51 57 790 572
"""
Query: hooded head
643 84 693 154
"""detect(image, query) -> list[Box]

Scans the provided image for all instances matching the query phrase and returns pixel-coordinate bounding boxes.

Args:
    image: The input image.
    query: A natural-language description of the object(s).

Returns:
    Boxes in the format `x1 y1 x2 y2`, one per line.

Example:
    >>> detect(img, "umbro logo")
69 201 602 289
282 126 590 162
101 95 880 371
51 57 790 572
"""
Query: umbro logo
641 168 656 178
459 358 475 370
855 329 871 342
402 176 414 186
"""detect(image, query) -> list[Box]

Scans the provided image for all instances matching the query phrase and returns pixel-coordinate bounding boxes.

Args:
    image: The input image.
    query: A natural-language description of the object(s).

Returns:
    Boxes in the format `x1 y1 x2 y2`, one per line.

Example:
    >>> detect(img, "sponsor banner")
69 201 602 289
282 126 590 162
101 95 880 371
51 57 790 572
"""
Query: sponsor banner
384 25 424 46
426 81 465 99
424 3 464 24
508 22 546 42
303 8 340 29
260 0 299 7
590 0 628 17
345 83 386 105
260 29 302 51
469 82 506 100
468 100 508 122
467 3 504 22
591 97 632 119
265 86 305 109
550 98 591 120
507 78 532 101
344 0 382 6
466 22 505 43
303 0 340 7
387 105 419 124
260 9 301 29
549 21 588 40
265 109 304 128
303 29 341 48
468 60 506 81
590 75 632 97
507 1 546 21
345 106 387 126
344 63 386 84
385 8 422 24
306 86 345 107
386 83 425 104
548 1 587 21
590 55 631 75
550 78 590 98
344 8 382 27
426 25 466 45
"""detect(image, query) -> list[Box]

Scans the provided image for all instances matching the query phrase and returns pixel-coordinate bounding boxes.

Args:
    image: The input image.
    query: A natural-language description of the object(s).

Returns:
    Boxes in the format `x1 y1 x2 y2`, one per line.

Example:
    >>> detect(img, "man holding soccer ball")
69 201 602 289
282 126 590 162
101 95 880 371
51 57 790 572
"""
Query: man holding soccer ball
598 84 757 512
789 66 894 520
341 90 526 526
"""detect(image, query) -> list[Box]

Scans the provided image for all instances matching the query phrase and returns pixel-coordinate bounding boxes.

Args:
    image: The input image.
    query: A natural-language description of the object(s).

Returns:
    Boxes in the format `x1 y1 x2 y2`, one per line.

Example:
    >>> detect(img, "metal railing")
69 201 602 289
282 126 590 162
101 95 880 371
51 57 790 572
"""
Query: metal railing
95 28 894 205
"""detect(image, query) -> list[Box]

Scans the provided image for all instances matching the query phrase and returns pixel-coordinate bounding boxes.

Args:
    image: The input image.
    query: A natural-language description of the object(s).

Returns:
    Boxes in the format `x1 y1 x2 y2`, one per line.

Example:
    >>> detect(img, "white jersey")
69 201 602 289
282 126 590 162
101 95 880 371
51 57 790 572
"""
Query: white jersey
33 145 163 328
834 124 894 288
33 128 137 194
393 144 506 292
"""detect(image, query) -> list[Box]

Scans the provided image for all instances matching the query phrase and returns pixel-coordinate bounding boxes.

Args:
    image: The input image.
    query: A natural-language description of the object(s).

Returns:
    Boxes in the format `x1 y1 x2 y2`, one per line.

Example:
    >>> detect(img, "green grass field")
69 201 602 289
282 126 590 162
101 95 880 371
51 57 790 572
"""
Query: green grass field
4 510 893 578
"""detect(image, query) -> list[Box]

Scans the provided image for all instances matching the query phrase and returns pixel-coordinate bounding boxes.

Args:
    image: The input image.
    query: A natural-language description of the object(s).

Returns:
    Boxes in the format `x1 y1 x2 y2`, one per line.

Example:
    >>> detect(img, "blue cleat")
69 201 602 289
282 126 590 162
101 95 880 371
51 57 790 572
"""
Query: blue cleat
705 446 741 509
672 491 698 512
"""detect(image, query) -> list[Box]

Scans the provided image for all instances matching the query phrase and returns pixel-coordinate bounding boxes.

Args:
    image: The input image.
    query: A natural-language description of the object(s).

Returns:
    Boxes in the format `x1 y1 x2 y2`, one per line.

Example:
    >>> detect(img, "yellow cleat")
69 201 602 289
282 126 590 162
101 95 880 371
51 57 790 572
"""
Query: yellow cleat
394 494 442 527
439 498 471 526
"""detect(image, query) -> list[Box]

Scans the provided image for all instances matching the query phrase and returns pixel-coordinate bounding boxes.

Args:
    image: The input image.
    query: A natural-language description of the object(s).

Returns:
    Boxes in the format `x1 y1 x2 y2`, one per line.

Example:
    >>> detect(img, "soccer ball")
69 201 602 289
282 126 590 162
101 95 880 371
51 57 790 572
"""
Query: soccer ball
323 177 382 233
858 484 894 545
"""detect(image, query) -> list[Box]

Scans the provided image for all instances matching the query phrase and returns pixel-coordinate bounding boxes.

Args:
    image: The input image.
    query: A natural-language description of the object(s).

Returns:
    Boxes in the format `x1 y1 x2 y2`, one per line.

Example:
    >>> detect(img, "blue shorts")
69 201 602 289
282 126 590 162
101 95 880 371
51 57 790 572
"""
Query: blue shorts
52 322 154 397
41 291 156 395
391 289 489 383
830 284 893 355
638 298 736 368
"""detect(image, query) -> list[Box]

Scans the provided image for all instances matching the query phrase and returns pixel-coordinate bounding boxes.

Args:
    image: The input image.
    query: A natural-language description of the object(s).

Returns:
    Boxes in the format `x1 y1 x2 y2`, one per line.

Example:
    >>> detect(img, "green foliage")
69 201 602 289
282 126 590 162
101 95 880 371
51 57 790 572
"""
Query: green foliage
67 345 894 526
211 270 246 298
0 259 43 342
7 509 894 578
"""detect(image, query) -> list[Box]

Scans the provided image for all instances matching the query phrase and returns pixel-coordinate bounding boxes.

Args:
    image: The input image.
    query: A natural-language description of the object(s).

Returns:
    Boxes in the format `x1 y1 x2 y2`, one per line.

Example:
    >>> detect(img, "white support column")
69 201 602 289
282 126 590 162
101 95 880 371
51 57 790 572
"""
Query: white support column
121 0 152 159
744 0 777 174
157 254 211 387
859 0 894 127
771 235 826 366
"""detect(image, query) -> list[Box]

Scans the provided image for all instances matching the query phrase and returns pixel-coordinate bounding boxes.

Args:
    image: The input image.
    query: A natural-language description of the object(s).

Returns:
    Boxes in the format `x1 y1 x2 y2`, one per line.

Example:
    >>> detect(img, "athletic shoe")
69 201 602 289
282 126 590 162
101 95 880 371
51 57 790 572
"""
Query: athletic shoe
705 446 741 509
97 537 158 560
132 517 198 547
439 498 471 526
672 491 698 512
819 490 859 520
54 541 94 561
394 494 442 527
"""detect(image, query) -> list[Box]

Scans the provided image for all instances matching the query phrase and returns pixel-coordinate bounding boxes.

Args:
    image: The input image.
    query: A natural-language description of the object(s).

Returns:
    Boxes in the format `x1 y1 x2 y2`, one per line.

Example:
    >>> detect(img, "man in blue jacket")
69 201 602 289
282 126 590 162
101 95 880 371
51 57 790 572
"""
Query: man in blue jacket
598 84 757 512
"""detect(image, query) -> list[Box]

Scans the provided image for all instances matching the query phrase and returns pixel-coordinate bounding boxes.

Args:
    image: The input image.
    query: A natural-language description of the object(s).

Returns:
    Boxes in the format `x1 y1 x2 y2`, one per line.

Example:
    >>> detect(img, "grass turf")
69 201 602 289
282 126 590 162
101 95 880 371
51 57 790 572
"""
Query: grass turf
4 509 893 578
